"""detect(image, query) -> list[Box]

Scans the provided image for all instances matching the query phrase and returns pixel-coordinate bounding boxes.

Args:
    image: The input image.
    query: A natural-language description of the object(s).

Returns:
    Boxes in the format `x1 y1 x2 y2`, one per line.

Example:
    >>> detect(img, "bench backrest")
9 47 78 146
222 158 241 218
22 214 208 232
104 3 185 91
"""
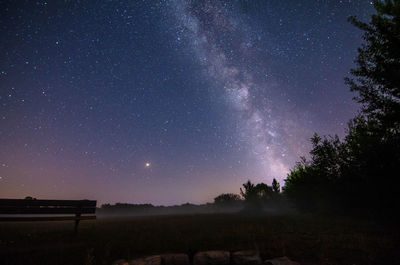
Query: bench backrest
0 199 96 215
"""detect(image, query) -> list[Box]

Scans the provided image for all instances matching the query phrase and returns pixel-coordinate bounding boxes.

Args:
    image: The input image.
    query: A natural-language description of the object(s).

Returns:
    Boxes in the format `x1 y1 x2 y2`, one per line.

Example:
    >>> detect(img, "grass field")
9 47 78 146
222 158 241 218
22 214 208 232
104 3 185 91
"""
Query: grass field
0 213 398 265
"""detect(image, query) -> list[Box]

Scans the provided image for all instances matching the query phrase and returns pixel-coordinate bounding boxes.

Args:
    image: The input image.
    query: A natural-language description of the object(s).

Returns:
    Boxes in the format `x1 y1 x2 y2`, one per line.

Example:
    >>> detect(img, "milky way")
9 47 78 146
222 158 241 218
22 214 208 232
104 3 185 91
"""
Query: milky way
0 1 374 204
170 1 313 182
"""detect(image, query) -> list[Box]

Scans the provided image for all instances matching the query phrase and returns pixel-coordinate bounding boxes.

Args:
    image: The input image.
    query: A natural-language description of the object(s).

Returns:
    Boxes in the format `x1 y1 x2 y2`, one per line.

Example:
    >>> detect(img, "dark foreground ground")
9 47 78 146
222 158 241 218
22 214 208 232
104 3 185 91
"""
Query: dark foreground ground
0 213 398 265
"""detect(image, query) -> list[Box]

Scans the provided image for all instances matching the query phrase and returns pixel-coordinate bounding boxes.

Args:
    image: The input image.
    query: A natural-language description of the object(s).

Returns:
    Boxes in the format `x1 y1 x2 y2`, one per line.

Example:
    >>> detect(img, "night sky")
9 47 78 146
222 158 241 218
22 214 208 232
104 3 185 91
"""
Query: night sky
0 1 374 205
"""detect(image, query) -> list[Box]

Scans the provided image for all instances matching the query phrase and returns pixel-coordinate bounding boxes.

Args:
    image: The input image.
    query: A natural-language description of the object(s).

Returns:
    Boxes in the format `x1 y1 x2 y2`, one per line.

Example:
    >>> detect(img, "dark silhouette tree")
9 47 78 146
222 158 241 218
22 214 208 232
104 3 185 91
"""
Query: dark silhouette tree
214 193 242 206
343 0 400 213
272 178 280 193
255 183 274 203
240 180 262 212
240 180 257 201
345 0 400 133
284 156 331 212
240 180 282 212
283 1 400 215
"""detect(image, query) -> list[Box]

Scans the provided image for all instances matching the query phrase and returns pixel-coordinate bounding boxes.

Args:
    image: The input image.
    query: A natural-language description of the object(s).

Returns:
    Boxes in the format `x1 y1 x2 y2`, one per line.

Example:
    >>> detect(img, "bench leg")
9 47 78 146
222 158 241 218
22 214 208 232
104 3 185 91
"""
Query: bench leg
74 214 81 233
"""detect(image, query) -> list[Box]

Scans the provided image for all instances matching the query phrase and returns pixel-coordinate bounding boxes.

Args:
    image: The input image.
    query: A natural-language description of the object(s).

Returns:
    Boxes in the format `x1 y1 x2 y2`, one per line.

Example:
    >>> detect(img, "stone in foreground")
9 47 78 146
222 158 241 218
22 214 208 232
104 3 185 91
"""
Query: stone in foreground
162 253 190 265
264 256 300 265
193 250 230 265
112 260 129 265
130 255 162 265
232 250 262 265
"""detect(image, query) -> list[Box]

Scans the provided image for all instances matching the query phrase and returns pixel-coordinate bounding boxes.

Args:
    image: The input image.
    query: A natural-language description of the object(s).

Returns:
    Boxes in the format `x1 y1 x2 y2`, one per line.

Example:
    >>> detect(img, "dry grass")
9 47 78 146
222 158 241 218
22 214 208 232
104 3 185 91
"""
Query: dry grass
0 213 398 265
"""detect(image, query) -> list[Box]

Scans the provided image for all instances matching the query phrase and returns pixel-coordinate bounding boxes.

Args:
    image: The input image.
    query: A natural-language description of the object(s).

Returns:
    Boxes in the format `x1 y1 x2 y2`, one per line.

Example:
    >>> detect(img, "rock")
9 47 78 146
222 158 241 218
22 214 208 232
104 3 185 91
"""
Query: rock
112 259 129 265
130 255 162 265
162 253 190 265
264 256 300 265
232 250 262 265
193 250 230 265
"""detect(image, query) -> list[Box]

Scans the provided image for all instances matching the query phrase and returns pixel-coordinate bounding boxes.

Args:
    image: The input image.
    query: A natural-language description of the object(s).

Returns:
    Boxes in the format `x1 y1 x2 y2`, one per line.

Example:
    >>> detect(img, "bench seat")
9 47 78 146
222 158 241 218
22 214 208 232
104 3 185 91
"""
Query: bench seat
0 199 97 231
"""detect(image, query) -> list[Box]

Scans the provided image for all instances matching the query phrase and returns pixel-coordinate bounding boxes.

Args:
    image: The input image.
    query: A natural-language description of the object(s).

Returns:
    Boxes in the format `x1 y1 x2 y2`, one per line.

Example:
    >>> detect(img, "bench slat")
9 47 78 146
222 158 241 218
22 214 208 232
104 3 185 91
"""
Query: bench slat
0 199 96 207
0 215 96 222
0 207 96 214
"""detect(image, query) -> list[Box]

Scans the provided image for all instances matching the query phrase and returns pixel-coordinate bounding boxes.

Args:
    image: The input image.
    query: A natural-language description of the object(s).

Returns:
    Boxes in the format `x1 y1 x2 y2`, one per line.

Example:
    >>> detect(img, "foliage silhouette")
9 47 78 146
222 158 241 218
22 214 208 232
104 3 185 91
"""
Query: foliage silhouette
272 178 280 193
213 193 242 206
240 180 282 212
345 0 400 132
283 1 400 216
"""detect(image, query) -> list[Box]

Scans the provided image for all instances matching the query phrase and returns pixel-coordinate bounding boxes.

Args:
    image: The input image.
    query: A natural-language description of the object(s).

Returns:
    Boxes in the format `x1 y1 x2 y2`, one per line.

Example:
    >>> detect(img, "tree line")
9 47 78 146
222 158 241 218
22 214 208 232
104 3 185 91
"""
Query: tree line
213 178 284 213
285 0 400 215
216 1 400 216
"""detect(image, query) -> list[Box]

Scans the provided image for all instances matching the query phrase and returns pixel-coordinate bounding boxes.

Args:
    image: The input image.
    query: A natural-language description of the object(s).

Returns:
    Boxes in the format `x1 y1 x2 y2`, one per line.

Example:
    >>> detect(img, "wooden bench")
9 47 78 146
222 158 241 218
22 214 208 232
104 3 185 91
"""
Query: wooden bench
0 199 96 232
